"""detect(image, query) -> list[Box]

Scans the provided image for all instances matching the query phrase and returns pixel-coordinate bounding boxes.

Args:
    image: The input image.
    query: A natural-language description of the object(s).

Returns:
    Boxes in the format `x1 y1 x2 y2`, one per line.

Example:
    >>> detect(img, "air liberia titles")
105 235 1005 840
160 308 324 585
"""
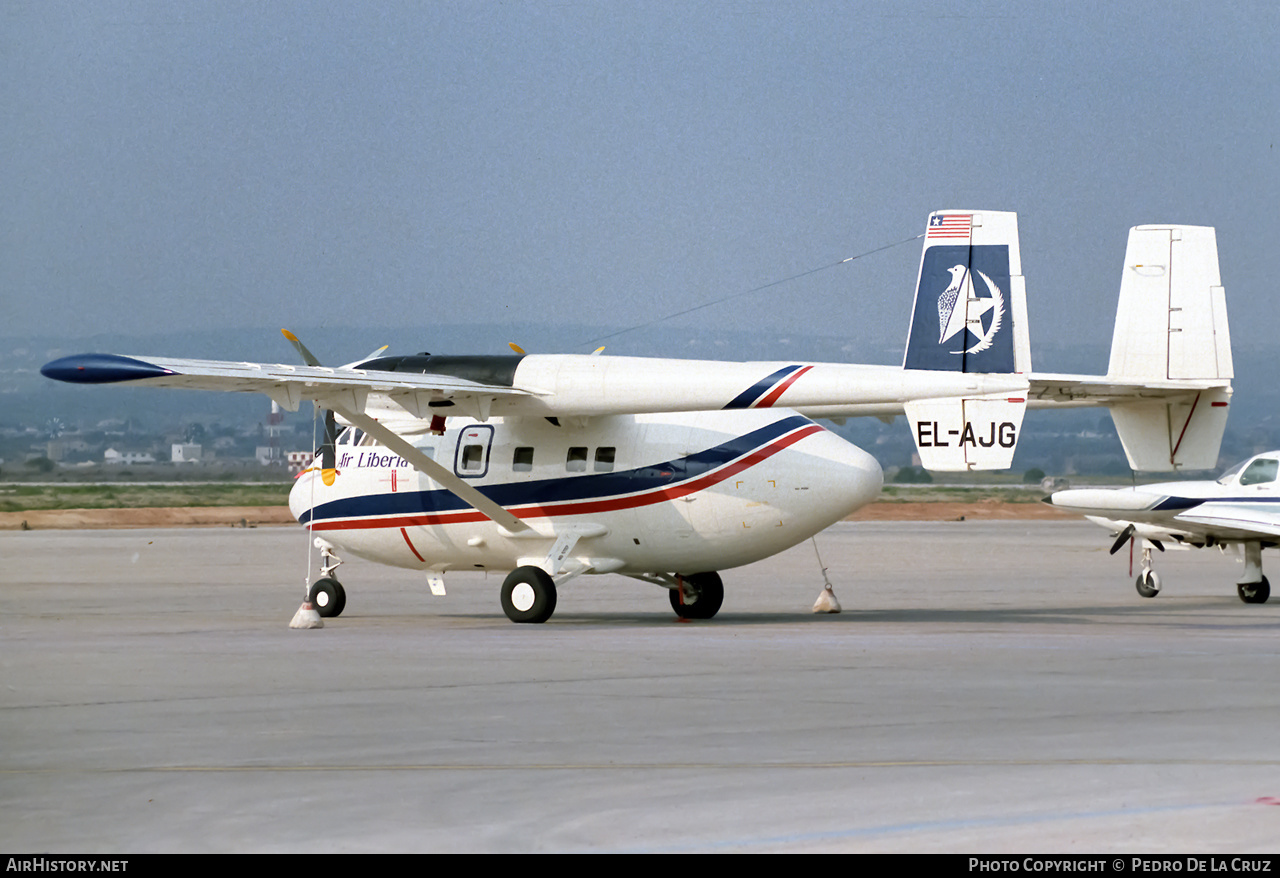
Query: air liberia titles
338 451 410 469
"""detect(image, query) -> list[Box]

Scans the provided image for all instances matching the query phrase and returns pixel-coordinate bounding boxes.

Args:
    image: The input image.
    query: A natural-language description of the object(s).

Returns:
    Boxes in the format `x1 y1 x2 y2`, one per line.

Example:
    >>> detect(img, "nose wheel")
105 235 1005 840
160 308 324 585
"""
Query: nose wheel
308 577 347 617
1132 544 1162 598
1238 576 1270 604
1135 569 1161 598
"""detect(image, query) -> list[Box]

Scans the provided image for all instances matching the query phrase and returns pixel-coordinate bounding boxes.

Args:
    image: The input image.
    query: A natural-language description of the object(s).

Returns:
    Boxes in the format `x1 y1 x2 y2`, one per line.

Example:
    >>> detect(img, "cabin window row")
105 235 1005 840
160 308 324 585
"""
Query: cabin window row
513 446 615 473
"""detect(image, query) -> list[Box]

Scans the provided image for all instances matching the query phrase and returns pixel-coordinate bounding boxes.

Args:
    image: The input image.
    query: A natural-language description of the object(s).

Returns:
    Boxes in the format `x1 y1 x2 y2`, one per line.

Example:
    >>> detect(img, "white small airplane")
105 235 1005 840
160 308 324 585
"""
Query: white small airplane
1047 451 1280 604
42 211 1235 623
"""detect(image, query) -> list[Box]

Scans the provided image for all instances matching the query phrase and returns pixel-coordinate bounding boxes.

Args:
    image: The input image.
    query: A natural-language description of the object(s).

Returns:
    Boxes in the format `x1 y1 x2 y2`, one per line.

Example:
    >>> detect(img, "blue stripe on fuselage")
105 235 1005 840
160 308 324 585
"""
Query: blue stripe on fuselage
723 366 801 410
299 414 815 525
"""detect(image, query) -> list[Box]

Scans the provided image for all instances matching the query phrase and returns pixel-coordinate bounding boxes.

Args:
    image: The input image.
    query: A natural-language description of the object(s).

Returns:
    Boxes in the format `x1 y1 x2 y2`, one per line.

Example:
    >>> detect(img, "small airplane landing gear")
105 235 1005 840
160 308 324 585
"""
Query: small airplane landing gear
670 571 724 620
1134 544 1161 598
501 566 557 623
1237 576 1270 604
307 540 347 617
1135 569 1161 598
308 577 347 617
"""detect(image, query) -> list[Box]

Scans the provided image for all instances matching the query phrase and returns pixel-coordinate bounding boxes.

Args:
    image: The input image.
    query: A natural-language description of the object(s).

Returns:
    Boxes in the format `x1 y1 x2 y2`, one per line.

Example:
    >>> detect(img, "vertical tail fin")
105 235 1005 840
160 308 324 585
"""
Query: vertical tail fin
1105 225 1232 471
902 210 1030 471
903 210 1030 375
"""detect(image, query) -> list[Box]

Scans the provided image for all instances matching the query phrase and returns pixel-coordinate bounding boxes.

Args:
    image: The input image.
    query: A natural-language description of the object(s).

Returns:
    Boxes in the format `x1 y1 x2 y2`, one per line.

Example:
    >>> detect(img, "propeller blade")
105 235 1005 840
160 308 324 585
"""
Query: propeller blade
281 329 323 367
283 331 343 484
320 409 338 485
1109 524 1136 555
509 343 526 354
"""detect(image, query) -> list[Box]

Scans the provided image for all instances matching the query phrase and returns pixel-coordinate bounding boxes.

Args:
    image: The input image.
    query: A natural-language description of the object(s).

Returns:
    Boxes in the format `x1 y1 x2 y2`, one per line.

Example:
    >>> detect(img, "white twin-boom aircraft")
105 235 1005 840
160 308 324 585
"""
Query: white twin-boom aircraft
42 211 1234 623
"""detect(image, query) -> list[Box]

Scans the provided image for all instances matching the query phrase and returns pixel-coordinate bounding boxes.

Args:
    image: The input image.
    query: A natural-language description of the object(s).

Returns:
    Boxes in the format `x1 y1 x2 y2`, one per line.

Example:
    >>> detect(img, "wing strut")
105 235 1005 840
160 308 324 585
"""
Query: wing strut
325 402 532 533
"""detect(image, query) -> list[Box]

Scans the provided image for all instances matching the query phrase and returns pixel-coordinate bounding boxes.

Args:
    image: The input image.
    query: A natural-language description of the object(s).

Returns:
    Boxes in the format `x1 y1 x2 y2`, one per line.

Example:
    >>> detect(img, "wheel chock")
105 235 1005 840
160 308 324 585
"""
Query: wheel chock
289 601 324 629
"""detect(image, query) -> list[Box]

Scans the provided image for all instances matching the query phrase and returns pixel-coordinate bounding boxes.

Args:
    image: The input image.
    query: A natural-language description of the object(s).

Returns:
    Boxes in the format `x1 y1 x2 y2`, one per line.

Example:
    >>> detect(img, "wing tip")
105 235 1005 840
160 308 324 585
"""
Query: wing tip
41 353 175 384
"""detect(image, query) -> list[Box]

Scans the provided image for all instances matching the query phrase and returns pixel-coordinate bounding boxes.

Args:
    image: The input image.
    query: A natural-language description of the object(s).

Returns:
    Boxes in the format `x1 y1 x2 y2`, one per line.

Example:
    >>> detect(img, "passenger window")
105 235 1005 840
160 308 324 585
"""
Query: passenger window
461 444 486 473
513 447 534 472
1240 458 1278 486
566 447 588 472
357 432 376 447
594 447 616 472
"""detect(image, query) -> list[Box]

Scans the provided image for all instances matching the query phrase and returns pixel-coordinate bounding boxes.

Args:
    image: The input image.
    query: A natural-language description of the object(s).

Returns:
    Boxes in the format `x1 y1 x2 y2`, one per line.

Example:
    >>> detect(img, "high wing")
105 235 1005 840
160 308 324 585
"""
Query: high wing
40 351 536 423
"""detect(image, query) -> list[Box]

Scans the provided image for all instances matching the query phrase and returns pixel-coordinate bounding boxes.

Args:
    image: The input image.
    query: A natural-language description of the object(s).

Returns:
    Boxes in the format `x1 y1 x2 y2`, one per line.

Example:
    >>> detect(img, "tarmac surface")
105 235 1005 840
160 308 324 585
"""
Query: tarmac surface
3 521 1279 853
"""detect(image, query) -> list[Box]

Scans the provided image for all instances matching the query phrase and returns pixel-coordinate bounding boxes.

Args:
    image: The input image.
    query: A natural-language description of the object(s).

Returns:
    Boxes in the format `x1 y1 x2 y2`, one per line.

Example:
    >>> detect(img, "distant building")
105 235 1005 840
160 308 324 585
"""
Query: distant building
104 448 155 465
172 443 202 463
287 450 314 474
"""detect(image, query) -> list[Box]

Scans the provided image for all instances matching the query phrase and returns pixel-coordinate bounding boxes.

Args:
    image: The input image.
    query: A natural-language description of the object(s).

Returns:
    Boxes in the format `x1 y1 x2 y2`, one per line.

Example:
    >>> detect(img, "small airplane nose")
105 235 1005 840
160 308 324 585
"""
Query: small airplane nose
289 469 320 523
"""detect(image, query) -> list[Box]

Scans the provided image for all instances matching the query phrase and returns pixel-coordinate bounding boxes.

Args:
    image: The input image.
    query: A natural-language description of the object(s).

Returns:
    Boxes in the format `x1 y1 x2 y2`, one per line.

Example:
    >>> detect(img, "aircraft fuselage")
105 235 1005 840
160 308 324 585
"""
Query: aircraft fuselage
290 408 882 577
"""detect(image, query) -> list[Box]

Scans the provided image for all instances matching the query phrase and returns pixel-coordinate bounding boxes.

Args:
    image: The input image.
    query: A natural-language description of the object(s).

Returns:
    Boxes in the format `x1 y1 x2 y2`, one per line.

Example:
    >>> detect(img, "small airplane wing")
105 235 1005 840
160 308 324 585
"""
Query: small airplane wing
1173 502 1280 540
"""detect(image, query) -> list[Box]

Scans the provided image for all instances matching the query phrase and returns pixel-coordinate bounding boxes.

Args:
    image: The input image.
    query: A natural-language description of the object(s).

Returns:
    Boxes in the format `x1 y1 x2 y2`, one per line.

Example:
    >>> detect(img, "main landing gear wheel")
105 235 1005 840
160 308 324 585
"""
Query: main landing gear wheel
1135 570 1161 598
1238 576 1271 604
308 577 347 617
670 571 724 620
501 566 557 623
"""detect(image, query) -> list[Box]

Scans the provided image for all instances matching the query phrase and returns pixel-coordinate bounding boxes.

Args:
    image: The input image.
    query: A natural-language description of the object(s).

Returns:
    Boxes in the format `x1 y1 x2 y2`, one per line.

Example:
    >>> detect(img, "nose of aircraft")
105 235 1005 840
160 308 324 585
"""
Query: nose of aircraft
1046 487 1167 516
803 428 884 519
289 468 318 523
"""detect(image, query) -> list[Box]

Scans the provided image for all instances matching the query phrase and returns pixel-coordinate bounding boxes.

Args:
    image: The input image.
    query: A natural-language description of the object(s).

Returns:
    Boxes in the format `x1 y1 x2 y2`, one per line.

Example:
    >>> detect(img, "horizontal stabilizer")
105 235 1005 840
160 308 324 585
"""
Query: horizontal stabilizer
904 394 1026 471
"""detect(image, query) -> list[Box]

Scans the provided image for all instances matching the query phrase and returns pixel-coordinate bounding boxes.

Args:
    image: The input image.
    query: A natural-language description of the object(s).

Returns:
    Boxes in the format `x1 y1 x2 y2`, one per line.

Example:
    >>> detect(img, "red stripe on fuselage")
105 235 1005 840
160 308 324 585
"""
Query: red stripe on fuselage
308 423 826 533
400 527 426 562
756 365 812 408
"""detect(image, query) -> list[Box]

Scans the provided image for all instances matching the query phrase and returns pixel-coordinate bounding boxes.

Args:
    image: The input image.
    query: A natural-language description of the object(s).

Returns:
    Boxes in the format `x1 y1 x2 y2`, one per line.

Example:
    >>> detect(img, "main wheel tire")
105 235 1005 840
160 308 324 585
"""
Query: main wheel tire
309 577 347 617
501 566 557 623
669 571 725 620
1238 575 1270 604
1135 570 1161 598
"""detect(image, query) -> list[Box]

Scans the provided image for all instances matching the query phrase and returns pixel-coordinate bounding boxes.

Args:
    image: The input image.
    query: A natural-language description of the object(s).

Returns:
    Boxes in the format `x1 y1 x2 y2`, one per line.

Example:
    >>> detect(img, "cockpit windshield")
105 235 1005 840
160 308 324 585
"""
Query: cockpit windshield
1216 459 1247 484
1240 458 1279 486
1219 456 1279 486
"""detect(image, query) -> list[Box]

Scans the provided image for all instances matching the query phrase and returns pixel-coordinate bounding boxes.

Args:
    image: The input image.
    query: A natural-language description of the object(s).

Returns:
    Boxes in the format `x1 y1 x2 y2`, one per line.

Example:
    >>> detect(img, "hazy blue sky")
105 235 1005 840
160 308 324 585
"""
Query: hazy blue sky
4 1 1277 357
